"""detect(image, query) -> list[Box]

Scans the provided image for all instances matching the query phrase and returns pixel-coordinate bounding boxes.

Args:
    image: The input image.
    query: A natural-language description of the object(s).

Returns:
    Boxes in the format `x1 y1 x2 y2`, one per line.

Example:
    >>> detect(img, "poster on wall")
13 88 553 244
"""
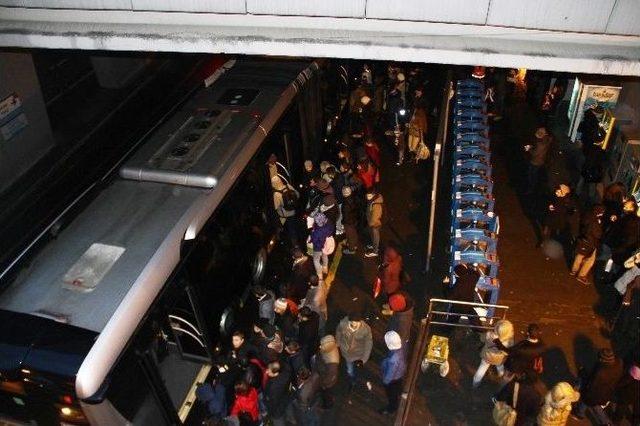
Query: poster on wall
567 80 621 143
0 93 28 141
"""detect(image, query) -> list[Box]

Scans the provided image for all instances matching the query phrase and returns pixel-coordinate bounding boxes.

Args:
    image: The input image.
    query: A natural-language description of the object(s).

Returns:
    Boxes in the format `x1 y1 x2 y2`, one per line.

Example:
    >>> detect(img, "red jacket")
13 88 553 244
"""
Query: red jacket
231 387 259 421
380 247 403 295
358 163 378 189
365 141 381 167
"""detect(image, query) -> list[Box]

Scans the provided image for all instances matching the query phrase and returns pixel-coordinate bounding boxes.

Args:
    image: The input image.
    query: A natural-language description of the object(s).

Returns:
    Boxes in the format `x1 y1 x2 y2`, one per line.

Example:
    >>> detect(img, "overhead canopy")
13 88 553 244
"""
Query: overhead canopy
0 4 639 76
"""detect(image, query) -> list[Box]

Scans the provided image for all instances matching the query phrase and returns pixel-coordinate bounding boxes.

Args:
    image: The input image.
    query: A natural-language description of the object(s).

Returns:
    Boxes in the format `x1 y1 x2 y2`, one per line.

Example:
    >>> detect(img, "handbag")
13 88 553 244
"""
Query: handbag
492 382 519 426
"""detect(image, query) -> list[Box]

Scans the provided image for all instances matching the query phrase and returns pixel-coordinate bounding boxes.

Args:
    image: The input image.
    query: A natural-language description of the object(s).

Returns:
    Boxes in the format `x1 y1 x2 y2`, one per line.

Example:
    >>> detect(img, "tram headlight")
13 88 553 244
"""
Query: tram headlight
60 406 72 416
398 109 406 116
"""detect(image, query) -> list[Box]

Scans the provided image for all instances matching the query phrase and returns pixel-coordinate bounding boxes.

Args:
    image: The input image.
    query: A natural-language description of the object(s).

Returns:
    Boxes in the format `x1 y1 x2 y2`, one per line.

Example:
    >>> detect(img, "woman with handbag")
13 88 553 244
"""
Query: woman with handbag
571 204 604 285
473 319 514 388
493 373 542 426
537 382 580 426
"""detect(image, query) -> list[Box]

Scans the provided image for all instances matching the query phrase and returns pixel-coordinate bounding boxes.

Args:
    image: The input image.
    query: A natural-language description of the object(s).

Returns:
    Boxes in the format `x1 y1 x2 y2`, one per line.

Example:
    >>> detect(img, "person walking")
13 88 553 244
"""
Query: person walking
251 286 276 325
365 188 384 257
301 275 328 334
288 248 314 304
496 323 544 380
263 360 291 426
271 175 300 246
310 212 334 280
606 199 640 272
298 306 320 366
313 335 340 409
537 382 580 426
406 106 428 159
493 373 542 426
571 204 604 285
341 186 360 255
542 184 576 244
524 126 552 194
335 312 373 391
379 331 407 415
446 263 481 324
572 348 624 419
473 319 514 388
274 297 298 341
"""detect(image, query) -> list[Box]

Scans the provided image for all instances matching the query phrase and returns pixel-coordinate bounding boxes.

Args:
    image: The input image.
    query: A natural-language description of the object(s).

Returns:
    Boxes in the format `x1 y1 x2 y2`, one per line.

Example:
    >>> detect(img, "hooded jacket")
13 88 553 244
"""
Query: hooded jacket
335 317 373 363
537 382 580 426
480 320 514 366
381 347 407 385
379 246 403 294
367 194 384 228
230 387 259 421
302 281 328 320
263 364 292 418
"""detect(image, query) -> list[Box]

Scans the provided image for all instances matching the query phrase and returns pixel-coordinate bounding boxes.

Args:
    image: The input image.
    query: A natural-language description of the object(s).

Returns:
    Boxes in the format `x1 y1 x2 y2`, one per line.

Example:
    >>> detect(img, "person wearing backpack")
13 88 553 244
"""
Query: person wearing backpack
310 212 334 280
272 175 300 247
365 188 384 257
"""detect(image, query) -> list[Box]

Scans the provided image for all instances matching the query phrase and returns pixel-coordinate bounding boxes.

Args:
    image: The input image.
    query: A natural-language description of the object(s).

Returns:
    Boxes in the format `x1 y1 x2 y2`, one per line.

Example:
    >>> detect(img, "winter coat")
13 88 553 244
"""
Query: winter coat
529 134 552 167
342 196 360 226
335 317 373 363
607 213 640 265
365 142 381 167
302 282 328 320
242 359 265 391
537 382 580 426
290 257 314 303
543 193 576 231
614 368 640 413
366 194 384 228
447 267 479 303
264 369 292 419
293 373 321 412
387 294 414 344
288 351 306 374
230 387 259 421
310 221 334 252
273 185 298 222
258 290 276 325
578 209 603 249
502 338 545 377
496 380 542 426
357 163 378 190
314 340 340 389
480 329 514 366
275 310 298 341
299 313 320 358
614 265 640 296
196 382 227 418
582 358 624 406
379 246 403 294
320 202 339 226
381 348 407 385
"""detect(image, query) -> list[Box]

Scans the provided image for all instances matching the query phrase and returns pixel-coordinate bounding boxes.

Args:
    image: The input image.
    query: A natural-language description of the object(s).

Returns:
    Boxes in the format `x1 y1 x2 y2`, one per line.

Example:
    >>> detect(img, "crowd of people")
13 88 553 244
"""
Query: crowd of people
195 62 430 426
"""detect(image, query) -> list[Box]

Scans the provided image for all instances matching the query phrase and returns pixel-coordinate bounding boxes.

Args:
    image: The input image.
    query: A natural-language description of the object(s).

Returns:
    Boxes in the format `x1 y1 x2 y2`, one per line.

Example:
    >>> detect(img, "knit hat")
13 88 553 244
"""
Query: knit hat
389 293 406 312
348 311 363 322
342 186 352 197
598 348 615 364
361 95 371 106
384 331 402 350
274 298 288 311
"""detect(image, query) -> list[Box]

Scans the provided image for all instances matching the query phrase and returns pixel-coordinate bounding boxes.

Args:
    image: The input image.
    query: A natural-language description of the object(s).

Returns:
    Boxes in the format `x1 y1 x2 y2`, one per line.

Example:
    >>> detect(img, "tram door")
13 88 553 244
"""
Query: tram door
152 284 212 422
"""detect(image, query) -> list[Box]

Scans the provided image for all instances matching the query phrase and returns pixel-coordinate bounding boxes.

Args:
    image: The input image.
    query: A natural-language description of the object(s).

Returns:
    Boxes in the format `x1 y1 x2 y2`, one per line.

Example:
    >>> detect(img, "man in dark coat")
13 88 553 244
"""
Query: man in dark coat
291 367 321 426
263 360 292 426
341 186 360 254
446 263 480 324
606 199 640 269
298 306 320 365
496 323 545 379
571 204 604 285
313 335 340 409
542 183 576 244
573 348 624 419
274 297 298 341
289 248 315 304
495 373 542 426
285 340 306 374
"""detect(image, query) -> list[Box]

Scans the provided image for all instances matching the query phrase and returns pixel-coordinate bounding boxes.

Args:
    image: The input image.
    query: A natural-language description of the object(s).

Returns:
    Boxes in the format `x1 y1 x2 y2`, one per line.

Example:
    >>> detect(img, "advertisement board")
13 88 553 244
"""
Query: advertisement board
567 79 621 143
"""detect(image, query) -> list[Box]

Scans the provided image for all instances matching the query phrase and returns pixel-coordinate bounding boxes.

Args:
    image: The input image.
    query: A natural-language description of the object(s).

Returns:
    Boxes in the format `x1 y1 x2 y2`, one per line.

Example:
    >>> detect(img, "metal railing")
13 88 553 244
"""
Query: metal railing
394 298 509 426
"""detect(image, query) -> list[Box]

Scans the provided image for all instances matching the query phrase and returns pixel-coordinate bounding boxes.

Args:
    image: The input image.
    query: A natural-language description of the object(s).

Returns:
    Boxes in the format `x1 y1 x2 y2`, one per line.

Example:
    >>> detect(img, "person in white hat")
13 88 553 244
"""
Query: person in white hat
472 319 514 388
380 330 407 415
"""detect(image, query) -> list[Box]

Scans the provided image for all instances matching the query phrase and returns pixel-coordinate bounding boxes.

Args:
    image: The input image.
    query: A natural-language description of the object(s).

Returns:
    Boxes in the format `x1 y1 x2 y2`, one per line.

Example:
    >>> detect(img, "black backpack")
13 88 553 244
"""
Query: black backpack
280 187 298 211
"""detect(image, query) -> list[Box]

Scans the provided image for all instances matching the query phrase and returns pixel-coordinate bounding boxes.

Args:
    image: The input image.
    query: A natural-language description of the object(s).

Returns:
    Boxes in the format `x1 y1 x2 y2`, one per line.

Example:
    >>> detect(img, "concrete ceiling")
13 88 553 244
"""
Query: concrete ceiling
0 1 639 75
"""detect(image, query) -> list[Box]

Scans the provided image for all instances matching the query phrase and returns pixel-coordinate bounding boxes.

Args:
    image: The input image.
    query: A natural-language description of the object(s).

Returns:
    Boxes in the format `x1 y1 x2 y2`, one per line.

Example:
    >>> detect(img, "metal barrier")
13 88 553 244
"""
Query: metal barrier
394 298 509 426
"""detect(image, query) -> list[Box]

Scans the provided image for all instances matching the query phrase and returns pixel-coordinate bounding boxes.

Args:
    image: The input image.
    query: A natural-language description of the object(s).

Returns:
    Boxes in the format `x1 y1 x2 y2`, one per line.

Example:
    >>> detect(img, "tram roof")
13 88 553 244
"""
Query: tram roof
0 59 312 335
